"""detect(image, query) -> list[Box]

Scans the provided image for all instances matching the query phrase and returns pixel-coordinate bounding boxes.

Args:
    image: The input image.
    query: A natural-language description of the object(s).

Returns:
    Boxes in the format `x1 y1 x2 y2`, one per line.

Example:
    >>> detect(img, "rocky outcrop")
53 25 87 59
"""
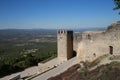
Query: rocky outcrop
107 21 120 31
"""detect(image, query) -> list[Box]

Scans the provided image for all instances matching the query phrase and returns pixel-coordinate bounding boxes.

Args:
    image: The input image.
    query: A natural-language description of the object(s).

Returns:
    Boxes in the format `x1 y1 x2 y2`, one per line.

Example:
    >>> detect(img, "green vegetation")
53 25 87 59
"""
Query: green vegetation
0 29 57 78
0 51 56 78
113 0 120 14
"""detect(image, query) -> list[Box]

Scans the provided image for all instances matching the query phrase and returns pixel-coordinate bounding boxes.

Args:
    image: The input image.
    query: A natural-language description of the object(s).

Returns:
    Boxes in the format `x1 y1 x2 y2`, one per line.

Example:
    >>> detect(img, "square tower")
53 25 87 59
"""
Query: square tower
57 30 73 61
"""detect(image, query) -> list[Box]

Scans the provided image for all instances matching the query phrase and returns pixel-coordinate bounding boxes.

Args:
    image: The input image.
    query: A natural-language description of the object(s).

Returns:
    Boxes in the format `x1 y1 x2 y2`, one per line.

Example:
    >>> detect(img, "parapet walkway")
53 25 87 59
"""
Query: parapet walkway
32 57 79 80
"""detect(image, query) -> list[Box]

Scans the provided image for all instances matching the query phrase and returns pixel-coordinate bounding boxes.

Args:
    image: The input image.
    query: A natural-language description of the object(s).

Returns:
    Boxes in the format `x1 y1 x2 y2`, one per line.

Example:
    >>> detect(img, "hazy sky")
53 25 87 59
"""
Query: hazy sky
0 0 119 29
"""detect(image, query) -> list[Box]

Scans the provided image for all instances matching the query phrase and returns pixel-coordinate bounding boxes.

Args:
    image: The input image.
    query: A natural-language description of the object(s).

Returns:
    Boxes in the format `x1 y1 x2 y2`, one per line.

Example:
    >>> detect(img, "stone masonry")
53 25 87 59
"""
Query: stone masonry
57 30 73 61
76 21 120 61
38 21 120 73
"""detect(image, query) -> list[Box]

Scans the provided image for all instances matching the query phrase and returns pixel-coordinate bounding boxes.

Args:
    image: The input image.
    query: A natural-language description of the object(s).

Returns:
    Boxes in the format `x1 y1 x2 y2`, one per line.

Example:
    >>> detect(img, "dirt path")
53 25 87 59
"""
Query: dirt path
32 57 79 80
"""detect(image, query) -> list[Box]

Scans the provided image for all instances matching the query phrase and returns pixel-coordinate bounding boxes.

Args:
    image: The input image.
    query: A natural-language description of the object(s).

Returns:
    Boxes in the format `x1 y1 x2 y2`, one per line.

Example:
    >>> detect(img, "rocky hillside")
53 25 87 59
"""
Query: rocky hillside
48 55 120 80
107 21 120 31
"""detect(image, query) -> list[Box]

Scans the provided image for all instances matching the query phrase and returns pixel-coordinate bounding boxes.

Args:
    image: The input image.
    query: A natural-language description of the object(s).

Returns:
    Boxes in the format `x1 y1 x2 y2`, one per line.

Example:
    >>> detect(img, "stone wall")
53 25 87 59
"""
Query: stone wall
73 32 82 52
76 21 120 62
57 30 73 61
38 21 120 74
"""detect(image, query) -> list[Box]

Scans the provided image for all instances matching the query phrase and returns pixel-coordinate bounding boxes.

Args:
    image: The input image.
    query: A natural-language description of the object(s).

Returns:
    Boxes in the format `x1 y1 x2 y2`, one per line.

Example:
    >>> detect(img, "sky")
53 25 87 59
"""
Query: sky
0 0 120 29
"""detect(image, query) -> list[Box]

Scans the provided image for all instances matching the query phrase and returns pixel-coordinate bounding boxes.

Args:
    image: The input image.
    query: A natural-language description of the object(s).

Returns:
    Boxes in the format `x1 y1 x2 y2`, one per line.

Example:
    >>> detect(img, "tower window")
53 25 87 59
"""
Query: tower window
109 46 113 55
87 34 91 40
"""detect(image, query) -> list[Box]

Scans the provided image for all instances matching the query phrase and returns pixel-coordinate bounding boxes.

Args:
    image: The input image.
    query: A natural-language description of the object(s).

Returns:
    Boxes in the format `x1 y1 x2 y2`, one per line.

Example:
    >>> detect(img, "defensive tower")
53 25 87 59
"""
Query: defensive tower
57 30 73 61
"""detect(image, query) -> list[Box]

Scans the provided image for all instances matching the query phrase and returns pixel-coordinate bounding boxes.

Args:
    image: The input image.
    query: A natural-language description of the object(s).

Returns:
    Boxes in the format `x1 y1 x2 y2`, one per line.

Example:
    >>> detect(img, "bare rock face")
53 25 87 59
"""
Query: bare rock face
107 21 120 31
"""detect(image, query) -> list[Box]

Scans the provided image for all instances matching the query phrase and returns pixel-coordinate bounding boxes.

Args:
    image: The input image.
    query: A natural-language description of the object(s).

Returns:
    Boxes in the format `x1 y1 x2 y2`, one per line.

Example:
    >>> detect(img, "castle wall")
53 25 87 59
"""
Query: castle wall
77 24 120 62
38 21 120 72
73 32 82 52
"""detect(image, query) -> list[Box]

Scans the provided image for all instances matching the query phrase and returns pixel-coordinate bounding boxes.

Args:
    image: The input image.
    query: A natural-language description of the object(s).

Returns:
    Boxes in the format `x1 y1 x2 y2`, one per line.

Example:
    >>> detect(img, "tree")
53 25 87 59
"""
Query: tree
113 0 120 14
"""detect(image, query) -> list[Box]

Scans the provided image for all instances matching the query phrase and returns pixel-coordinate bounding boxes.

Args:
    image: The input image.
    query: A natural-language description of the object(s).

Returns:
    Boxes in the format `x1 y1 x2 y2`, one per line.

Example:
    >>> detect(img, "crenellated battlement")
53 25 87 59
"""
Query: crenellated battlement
57 29 73 61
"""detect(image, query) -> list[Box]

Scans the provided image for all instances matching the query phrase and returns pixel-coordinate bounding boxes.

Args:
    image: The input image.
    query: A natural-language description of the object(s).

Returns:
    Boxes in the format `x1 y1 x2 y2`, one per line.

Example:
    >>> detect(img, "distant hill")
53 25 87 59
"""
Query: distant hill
0 29 57 40
0 29 57 35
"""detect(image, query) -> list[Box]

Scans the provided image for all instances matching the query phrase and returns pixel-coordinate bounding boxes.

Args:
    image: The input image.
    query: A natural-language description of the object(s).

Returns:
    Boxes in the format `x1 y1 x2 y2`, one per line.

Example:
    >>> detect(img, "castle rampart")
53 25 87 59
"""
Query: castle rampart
38 21 120 74
76 21 120 61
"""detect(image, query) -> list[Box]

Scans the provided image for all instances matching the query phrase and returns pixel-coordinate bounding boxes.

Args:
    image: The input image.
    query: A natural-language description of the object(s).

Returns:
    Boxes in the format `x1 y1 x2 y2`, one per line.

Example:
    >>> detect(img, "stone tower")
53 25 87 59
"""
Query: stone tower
57 30 73 61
